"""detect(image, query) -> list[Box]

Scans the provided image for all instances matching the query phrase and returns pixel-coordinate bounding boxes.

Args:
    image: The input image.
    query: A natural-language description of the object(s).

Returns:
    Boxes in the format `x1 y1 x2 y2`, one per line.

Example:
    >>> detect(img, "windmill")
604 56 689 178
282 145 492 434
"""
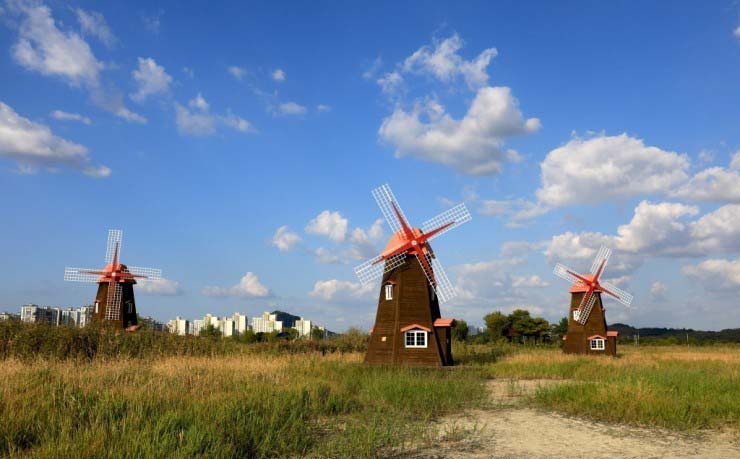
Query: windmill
64 229 162 330
553 246 633 355
354 184 471 366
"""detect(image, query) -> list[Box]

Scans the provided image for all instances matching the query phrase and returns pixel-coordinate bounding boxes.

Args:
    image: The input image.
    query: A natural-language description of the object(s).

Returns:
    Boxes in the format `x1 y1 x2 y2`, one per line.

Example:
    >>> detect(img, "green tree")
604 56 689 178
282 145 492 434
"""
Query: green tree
484 311 510 340
508 309 534 339
282 328 299 340
240 329 257 344
530 317 551 344
311 327 325 341
552 317 568 338
199 324 221 338
451 319 469 342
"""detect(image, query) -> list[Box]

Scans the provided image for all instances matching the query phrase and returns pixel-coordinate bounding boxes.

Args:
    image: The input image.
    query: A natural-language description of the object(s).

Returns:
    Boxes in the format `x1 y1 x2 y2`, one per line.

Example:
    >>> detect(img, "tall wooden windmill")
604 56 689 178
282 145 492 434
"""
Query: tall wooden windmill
553 246 634 355
64 229 162 330
354 184 471 366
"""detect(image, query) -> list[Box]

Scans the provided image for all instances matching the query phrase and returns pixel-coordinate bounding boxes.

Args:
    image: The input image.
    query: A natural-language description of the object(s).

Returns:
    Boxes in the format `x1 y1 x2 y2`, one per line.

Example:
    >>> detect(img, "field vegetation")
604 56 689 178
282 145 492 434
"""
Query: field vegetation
473 344 740 432
1 321 738 458
0 322 483 458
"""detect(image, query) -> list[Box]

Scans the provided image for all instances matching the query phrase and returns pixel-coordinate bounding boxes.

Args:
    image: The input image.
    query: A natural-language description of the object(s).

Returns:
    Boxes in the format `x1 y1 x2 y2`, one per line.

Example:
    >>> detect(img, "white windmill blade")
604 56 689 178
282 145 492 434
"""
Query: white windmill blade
590 246 611 275
415 252 457 303
576 291 598 325
105 229 123 264
553 263 586 286
106 283 122 321
354 252 407 285
128 266 162 280
372 184 410 235
64 267 102 283
420 203 472 242
600 281 634 308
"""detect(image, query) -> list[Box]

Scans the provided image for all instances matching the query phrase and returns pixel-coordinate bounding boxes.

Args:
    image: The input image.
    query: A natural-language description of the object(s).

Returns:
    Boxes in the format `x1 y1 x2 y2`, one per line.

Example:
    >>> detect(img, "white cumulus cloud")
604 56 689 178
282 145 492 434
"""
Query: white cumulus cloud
12 3 102 86
683 258 740 290
131 57 172 102
670 153 740 203
309 279 373 301
537 134 690 207
546 201 740 277
0 101 109 177
277 102 306 116
137 278 182 295
379 87 540 175
175 102 215 136
272 69 285 81
9 4 144 124
305 210 349 242
272 226 301 252
175 93 253 136
401 33 497 90
50 110 91 125
202 272 272 298
76 8 116 48
228 66 247 80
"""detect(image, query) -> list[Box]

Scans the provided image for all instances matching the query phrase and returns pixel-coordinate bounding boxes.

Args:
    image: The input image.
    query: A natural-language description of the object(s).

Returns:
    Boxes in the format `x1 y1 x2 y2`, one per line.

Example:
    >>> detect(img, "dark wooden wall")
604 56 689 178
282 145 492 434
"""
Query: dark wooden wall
365 258 452 366
562 292 616 356
93 281 139 329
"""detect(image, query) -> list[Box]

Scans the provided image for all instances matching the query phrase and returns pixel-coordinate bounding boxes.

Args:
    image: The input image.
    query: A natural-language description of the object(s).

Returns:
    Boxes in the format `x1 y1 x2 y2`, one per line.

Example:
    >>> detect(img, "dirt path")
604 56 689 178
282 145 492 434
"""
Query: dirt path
411 380 740 459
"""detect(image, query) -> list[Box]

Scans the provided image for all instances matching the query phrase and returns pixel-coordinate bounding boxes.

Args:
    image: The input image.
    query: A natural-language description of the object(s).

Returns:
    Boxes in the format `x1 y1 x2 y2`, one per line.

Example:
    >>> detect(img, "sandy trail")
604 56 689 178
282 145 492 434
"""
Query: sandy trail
410 379 740 459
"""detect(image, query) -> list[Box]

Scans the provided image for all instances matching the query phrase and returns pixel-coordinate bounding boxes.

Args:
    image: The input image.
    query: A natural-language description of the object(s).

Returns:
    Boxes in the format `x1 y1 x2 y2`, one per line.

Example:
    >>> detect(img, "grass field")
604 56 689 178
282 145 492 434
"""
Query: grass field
1 326 738 458
477 345 740 432
0 353 484 458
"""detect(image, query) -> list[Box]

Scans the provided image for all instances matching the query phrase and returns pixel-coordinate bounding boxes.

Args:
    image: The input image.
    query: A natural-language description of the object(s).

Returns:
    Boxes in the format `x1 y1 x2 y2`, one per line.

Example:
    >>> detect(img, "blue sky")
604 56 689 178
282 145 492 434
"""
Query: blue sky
1 0 739 331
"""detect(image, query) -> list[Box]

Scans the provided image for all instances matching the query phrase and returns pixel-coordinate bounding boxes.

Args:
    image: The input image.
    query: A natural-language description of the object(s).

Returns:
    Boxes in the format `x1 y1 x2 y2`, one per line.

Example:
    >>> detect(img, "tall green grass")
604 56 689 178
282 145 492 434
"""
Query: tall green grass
0 354 484 458
0 321 367 361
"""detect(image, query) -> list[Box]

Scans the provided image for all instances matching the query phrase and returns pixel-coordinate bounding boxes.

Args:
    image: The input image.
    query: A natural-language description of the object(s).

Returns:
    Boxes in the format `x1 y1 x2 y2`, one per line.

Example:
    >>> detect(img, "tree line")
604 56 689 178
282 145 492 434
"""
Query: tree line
453 309 568 344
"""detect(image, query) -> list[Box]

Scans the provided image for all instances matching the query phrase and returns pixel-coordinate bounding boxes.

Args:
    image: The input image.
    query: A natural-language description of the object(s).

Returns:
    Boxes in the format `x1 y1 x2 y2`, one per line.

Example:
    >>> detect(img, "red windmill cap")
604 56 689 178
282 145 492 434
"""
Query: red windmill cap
381 228 424 256
569 274 604 293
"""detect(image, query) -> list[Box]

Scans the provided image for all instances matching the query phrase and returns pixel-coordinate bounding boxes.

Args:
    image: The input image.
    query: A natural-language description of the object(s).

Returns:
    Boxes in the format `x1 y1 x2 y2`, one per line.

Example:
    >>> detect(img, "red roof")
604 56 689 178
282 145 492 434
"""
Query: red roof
433 318 455 327
569 275 605 293
607 331 618 337
587 335 606 340
400 324 431 332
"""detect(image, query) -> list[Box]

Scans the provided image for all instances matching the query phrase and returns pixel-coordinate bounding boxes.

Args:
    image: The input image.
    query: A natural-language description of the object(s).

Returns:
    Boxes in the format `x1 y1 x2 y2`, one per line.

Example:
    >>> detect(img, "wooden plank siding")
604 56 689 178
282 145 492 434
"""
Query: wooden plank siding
365 258 453 366
562 291 617 356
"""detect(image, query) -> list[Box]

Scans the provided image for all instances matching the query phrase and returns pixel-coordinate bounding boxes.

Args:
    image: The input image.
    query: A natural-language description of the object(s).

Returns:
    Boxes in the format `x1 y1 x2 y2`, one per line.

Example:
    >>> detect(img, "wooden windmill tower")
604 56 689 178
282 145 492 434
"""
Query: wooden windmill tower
354 184 471 366
553 246 634 356
64 229 162 330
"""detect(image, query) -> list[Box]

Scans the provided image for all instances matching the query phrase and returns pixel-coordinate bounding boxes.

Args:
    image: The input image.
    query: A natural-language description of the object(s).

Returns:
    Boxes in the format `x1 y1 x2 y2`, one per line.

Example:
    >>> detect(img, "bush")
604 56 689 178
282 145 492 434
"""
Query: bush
0 321 369 362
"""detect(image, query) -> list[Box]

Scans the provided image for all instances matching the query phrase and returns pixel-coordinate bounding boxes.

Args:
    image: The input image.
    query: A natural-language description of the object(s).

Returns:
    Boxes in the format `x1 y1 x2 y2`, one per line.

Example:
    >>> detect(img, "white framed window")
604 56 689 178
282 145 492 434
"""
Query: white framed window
385 284 394 300
590 338 605 350
94 301 99 314
127 302 133 314
572 310 580 322
404 330 427 348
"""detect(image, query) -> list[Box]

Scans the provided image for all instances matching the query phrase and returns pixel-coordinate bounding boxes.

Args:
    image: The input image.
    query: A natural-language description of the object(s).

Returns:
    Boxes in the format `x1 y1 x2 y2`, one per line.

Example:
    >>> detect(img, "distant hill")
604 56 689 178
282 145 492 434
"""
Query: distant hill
609 323 740 343
271 310 301 328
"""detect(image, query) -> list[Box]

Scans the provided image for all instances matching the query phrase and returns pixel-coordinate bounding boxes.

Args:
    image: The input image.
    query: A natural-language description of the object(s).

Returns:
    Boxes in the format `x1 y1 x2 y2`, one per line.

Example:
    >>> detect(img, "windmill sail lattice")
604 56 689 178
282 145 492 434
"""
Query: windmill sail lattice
64 229 162 329
552 245 634 325
354 184 471 303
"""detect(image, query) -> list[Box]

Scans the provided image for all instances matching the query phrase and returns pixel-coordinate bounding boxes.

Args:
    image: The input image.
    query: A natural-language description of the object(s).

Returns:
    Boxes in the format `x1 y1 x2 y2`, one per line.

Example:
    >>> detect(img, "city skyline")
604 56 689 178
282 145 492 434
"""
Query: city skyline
1 1 739 331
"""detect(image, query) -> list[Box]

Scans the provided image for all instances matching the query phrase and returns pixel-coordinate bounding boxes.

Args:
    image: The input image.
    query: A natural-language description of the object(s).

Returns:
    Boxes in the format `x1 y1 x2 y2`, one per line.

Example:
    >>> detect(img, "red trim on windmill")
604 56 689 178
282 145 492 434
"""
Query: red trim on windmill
553 246 634 326
64 229 162 326
355 184 471 302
